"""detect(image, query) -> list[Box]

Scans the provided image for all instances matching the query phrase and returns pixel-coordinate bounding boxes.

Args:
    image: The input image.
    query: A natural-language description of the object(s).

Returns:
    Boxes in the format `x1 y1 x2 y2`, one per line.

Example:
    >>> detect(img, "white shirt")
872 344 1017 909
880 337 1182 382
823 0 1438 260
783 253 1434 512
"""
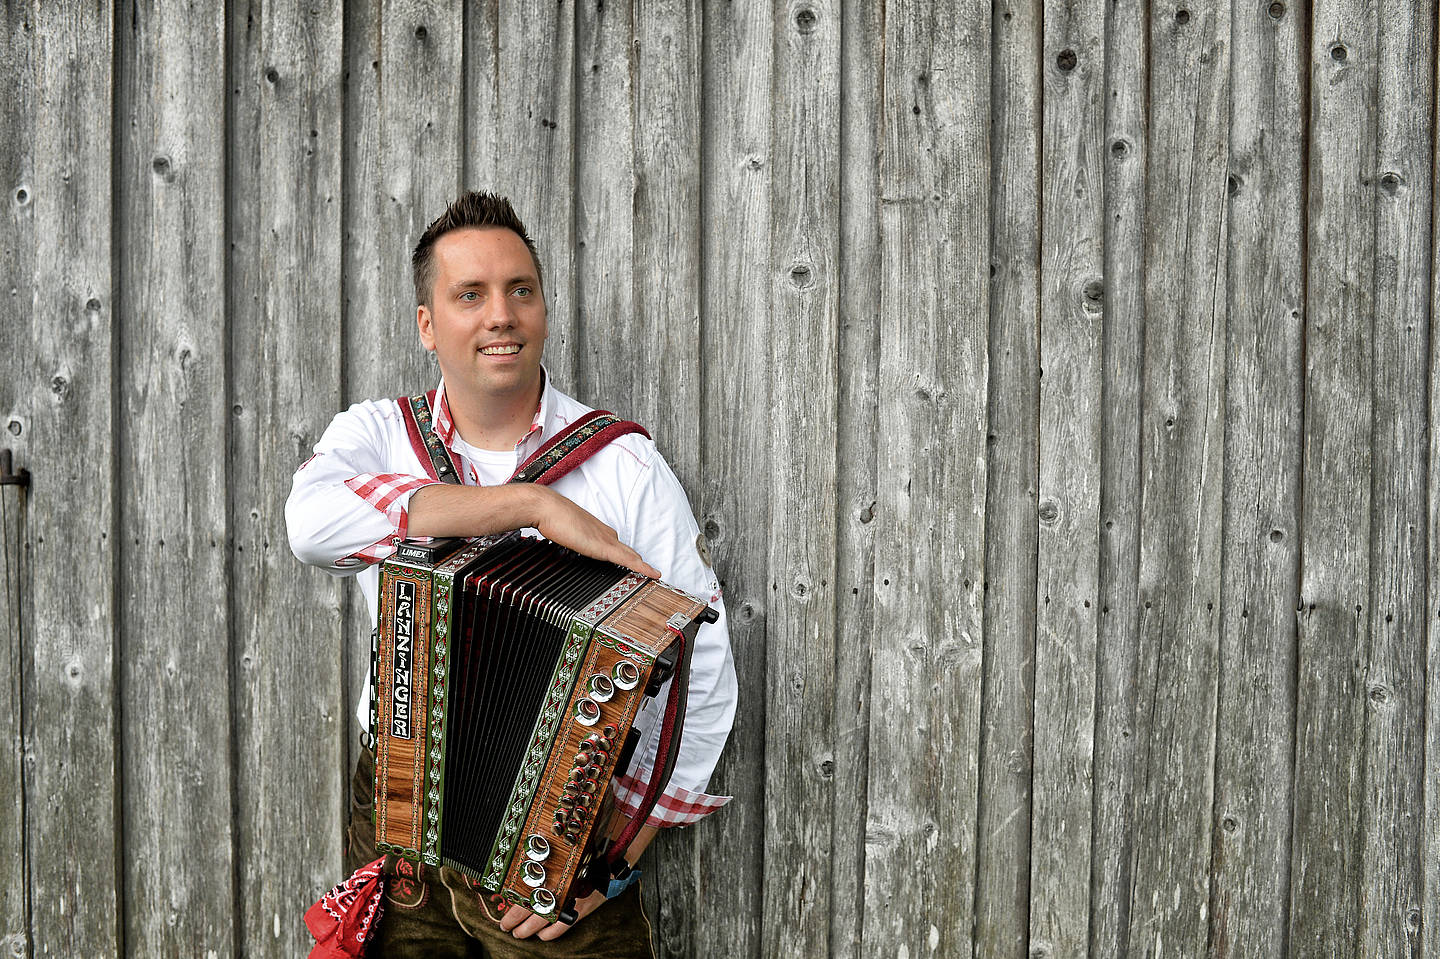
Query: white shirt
285 371 737 826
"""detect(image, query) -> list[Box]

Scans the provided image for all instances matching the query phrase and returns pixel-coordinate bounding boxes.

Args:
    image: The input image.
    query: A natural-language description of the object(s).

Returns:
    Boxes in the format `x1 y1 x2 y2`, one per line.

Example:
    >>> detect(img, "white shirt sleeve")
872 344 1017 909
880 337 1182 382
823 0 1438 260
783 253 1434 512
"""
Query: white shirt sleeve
612 446 739 826
285 401 441 572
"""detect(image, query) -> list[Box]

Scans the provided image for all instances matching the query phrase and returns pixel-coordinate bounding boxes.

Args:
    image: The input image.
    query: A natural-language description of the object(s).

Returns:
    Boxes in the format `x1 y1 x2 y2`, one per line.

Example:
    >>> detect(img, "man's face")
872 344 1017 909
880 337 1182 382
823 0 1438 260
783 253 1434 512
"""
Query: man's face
417 226 547 405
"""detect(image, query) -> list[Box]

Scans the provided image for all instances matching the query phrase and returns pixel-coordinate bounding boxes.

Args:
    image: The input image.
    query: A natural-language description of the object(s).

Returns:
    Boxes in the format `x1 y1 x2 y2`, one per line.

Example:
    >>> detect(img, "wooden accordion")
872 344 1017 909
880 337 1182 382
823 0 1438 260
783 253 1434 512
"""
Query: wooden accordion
371 532 714 921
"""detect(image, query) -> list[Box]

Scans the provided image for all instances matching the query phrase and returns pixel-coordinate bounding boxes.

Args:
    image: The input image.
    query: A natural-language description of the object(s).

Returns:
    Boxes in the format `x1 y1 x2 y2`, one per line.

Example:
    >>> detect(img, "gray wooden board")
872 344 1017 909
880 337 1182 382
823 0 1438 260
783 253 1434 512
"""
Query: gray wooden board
24 3 120 955
629 0 702 485
686 2 773 956
762 2 840 956
1031 0 1105 953
490 0 578 387
340 0 384 781
0 4 34 951
1361 0 1431 951
867 2 990 957
1124 2 1230 957
975 0 1039 955
1289 0 1377 952
1209 0 1306 954
1427 16 1440 957
573 0 635 426
830 0 882 954
116 3 233 952
1090 0 1147 954
228 2 346 954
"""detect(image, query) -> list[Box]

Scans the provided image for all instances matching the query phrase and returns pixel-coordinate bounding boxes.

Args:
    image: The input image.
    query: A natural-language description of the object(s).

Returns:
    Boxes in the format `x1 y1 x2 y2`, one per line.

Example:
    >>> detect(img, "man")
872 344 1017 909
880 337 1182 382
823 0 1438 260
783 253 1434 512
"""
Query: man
287 192 737 956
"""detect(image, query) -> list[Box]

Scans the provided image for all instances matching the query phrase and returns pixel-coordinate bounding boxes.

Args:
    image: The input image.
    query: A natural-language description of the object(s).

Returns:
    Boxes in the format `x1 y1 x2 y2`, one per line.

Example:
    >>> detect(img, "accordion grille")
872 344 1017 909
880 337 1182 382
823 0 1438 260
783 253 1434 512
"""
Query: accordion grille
438 537 628 874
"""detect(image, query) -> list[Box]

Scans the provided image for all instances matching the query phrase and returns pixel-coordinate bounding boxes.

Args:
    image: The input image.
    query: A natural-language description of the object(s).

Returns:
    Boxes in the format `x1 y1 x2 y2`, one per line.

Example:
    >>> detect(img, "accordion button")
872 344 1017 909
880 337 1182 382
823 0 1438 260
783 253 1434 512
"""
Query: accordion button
572 807 591 824
583 764 602 780
523 860 547 887
602 723 619 739
588 674 616 702
576 698 601 726
531 889 557 915
612 660 641 690
526 834 551 861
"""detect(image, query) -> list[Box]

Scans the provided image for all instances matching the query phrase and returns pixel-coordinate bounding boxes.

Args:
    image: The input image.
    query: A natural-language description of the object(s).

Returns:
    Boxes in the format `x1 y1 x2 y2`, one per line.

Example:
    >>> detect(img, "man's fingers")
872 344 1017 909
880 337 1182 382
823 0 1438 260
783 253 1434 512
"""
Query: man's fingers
510 913 552 939
498 904 531 932
616 545 661 580
536 917 574 941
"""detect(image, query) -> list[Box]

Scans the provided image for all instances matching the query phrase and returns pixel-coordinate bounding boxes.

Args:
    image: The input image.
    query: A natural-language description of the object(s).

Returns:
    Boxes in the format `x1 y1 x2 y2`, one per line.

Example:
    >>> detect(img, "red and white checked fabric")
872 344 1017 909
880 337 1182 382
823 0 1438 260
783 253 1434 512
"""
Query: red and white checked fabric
286 370 737 827
614 769 731 827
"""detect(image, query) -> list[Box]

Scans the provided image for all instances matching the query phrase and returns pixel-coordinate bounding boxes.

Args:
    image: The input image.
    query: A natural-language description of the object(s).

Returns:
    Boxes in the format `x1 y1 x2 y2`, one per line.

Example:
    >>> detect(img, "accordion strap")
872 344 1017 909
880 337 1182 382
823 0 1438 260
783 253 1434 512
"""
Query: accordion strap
608 624 693 867
399 393 650 487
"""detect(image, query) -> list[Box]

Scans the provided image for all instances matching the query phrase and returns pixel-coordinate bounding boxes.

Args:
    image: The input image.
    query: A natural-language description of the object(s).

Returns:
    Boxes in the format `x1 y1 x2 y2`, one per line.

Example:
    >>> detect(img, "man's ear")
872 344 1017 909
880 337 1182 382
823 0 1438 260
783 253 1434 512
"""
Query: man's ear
417 303 436 352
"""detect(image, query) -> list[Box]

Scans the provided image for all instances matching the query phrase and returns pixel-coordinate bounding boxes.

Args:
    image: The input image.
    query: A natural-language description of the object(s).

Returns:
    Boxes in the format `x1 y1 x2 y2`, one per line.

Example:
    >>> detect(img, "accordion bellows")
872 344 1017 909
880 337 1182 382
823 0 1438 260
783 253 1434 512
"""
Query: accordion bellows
372 532 713 920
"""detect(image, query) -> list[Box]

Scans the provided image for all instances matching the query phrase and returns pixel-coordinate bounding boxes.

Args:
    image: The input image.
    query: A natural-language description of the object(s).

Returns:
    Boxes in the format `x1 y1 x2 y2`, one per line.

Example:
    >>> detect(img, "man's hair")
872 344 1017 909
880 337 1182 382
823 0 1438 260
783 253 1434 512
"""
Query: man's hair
411 191 543 307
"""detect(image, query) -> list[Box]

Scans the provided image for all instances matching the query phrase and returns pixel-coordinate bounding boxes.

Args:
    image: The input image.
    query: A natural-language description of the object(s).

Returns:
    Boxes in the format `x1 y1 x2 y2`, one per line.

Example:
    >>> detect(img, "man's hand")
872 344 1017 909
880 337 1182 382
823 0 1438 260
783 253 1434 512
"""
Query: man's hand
532 487 660 578
407 483 660 578
497 888 609 941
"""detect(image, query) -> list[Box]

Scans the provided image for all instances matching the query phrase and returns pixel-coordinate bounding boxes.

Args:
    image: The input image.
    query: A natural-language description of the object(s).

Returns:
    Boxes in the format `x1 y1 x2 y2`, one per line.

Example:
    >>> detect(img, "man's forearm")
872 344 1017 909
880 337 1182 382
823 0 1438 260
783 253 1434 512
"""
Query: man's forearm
407 482 544 538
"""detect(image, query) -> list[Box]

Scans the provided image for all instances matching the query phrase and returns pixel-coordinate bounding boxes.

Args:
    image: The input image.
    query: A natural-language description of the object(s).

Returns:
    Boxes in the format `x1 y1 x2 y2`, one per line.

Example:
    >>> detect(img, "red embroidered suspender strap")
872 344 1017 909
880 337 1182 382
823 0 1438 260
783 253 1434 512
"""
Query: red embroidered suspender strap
398 394 650 487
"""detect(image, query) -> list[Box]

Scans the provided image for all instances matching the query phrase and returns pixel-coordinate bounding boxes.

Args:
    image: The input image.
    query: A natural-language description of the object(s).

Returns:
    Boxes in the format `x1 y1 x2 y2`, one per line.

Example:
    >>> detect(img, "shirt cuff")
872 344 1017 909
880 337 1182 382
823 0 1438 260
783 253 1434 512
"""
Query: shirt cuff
612 769 732 828
340 473 437 565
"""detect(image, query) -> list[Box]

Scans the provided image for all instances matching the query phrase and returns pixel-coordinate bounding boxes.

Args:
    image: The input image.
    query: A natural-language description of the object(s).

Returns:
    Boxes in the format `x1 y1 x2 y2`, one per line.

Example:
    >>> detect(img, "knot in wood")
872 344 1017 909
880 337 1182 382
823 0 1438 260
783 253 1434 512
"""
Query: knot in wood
264 66 279 84
13 185 29 206
414 24 428 41
1222 815 1239 833
1269 528 1284 543
1056 48 1077 72
1227 174 1241 197
1368 683 1392 707
818 758 834 778
1329 43 1348 62
1380 172 1404 196
6 419 21 436
1268 1 1285 18
1038 500 1059 524
1175 7 1190 23
49 374 68 397
858 502 875 524
788 263 814 289
151 155 172 178
703 517 721 540
85 297 101 313
1082 279 1104 312
1110 138 1130 158
794 7 817 33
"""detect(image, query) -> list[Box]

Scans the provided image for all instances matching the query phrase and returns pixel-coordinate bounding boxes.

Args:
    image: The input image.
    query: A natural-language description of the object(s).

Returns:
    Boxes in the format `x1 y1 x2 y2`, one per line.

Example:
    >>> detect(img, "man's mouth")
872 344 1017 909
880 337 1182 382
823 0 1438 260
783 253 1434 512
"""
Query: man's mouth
479 344 522 355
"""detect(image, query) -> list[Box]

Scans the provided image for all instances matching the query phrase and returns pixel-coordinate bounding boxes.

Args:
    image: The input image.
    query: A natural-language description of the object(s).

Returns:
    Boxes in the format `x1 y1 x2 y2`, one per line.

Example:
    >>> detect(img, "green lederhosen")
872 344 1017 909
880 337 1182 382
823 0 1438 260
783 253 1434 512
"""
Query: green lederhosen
345 745 658 959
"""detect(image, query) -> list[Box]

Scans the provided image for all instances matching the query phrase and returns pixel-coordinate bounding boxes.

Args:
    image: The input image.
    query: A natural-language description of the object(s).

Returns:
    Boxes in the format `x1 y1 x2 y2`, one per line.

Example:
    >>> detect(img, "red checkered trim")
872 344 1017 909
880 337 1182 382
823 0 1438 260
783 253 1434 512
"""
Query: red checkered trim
612 770 731 827
341 472 435 565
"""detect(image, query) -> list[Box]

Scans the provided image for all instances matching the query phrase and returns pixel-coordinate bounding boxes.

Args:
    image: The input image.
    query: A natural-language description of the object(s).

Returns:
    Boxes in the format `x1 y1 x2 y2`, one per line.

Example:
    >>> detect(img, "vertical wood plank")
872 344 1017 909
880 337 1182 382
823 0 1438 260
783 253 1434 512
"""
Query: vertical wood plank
630 0 702 482
352 0 462 404
1089 0 1146 952
1360 0 1431 952
867 2 989 956
1209 0 1306 953
340 0 382 767
975 0 1038 954
830 0 882 954
229 1 346 953
1030 0 1105 953
1288 0 1377 952
1124 1 1230 956
686 3 772 957
25 2 120 953
489 0 578 386
116 1 232 952
0 5 34 952
625 3 710 951
1426 7 1440 953
763 1 840 957
572 0 634 413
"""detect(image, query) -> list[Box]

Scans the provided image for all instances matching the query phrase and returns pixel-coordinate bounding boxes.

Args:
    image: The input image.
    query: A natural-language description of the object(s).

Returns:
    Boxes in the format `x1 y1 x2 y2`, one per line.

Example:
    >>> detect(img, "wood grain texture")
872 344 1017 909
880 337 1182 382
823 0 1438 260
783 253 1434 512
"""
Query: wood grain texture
1124 2 1230 957
116 2 233 952
975 0 1039 955
1289 0 1377 952
1360 0 1431 951
25 2 120 954
629 0 702 484
762 2 840 956
228 1 346 954
1030 0 1104 954
1209 0 1306 954
0 5 34 953
1427 13 1440 957
679 3 772 957
490 0 578 387
867 2 989 957
830 0 881 955
1089 1 1146 955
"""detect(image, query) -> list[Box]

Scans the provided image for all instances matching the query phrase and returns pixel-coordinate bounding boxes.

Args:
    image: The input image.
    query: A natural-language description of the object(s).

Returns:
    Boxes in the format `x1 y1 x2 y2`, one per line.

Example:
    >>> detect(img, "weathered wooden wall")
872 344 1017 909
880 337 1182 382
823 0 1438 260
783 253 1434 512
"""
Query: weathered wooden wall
2 1 1437 957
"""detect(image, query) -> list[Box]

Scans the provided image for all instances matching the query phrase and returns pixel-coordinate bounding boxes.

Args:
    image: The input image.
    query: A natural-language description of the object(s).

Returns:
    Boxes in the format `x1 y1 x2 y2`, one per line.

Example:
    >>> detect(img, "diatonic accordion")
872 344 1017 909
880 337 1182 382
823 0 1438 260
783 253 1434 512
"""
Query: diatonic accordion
371 532 714 921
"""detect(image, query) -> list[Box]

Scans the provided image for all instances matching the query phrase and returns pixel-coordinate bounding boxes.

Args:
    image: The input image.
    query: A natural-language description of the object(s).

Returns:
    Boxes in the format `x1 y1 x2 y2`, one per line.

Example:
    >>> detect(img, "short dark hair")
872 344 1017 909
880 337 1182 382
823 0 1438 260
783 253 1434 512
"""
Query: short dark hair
411 192 543 307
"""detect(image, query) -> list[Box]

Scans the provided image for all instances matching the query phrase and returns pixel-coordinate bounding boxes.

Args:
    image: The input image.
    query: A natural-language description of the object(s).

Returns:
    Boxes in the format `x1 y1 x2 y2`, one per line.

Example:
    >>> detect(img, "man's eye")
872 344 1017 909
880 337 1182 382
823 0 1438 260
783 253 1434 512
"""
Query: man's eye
460 291 478 302
514 286 532 298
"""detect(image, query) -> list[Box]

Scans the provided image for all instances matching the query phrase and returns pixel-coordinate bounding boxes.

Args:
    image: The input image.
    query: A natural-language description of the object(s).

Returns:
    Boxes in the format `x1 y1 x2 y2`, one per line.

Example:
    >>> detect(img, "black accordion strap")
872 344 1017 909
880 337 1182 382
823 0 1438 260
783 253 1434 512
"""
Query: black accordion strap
400 391 462 484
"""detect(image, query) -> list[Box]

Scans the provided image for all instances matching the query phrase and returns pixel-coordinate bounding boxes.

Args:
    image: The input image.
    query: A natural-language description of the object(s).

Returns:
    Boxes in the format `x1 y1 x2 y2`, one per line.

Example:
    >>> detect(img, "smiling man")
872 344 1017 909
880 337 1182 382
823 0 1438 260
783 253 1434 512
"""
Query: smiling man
287 192 737 958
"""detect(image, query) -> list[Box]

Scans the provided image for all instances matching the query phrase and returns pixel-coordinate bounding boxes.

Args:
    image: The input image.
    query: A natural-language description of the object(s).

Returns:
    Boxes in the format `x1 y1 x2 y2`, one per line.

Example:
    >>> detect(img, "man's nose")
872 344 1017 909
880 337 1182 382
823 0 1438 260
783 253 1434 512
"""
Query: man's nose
482 296 515 329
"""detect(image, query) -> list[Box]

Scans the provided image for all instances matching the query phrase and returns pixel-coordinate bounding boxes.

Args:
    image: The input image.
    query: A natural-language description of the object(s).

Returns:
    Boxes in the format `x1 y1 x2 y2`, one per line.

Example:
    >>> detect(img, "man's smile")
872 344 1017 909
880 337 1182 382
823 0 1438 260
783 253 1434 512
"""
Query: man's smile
480 343 523 355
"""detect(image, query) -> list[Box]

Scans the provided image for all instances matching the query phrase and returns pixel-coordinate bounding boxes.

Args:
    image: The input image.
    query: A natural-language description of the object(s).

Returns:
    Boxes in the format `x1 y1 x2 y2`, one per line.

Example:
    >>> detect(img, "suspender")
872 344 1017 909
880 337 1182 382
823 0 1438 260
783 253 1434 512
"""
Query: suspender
398 392 651 486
